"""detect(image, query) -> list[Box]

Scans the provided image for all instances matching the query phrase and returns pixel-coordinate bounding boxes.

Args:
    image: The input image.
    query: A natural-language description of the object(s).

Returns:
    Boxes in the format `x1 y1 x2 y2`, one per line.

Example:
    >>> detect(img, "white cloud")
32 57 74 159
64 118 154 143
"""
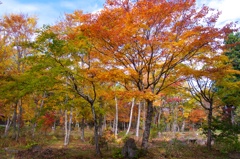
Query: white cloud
0 0 60 27
197 0 240 27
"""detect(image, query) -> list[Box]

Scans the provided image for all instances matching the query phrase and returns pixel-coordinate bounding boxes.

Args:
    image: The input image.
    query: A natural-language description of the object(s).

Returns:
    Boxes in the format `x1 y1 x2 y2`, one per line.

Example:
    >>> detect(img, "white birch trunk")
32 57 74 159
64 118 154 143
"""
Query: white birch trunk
64 110 68 146
126 98 135 135
114 96 118 138
136 101 141 137
4 115 13 137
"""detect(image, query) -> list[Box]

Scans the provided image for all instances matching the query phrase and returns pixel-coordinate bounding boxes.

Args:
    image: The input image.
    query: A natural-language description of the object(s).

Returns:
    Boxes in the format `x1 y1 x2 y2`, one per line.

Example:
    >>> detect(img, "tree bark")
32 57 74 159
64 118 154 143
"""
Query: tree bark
142 101 146 131
136 101 141 137
90 103 101 156
81 117 85 142
64 108 73 146
12 102 17 140
141 99 154 150
64 110 68 146
68 108 73 142
4 115 13 137
114 96 118 138
16 100 23 141
181 120 185 132
126 98 135 135
207 108 213 149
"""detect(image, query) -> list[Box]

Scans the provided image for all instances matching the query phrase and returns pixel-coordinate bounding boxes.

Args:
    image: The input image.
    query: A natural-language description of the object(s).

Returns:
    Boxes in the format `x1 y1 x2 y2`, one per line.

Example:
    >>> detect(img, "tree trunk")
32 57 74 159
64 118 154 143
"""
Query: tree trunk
142 101 146 131
103 115 106 130
52 120 56 132
64 108 73 146
157 108 162 136
67 108 73 144
64 110 68 146
181 120 185 132
114 96 118 138
172 105 178 134
136 101 141 137
16 100 23 141
141 99 154 150
4 115 13 137
12 103 17 140
91 103 101 156
207 108 213 149
126 98 135 135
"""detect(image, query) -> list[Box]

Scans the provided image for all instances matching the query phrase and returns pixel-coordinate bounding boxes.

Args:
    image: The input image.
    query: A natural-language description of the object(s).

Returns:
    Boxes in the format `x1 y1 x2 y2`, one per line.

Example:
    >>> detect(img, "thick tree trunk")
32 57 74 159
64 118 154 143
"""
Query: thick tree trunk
91 103 101 156
141 100 154 150
114 96 118 138
207 108 213 149
126 98 135 135
136 101 141 137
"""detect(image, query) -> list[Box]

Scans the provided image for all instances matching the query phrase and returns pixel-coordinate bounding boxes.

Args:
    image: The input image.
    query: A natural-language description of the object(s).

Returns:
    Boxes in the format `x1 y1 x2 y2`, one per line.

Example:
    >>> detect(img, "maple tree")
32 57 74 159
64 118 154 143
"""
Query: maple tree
78 0 233 149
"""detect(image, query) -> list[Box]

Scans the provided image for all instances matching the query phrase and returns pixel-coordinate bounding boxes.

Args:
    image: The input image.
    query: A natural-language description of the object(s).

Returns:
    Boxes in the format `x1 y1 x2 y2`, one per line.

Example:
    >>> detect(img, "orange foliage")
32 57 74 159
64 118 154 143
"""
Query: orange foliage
188 109 206 123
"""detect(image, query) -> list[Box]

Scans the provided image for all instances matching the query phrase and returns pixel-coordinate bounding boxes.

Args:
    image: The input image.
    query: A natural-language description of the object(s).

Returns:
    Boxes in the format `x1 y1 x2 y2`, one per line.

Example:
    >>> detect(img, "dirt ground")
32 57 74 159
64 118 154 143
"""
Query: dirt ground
2 139 237 159
1 131 239 159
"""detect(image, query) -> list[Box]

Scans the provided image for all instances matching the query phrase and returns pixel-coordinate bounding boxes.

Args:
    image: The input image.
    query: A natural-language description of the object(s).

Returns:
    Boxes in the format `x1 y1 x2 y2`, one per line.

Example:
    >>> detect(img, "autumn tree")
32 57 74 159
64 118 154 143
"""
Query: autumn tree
218 32 240 107
29 13 109 154
0 13 37 139
79 0 233 149
184 46 237 149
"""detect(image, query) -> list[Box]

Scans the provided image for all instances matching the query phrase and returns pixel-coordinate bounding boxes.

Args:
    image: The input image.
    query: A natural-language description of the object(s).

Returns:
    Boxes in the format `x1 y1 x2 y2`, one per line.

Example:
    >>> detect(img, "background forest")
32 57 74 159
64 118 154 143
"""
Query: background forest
0 0 239 158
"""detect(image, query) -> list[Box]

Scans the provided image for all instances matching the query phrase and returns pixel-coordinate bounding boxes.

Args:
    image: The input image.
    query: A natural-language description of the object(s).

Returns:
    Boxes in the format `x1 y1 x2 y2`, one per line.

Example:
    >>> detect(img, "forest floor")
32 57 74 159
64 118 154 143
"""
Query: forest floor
0 129 239 159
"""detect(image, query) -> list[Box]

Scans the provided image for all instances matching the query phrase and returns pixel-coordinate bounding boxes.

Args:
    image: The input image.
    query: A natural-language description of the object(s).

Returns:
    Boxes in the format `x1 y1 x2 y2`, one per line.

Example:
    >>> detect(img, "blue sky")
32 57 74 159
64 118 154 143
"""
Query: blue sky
0 0 105 26
0 0 239 27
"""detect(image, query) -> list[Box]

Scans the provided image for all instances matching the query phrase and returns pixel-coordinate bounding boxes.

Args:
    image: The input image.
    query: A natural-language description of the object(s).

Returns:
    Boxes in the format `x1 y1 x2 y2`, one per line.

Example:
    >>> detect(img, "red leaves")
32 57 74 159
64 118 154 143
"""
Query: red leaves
40 112 55 129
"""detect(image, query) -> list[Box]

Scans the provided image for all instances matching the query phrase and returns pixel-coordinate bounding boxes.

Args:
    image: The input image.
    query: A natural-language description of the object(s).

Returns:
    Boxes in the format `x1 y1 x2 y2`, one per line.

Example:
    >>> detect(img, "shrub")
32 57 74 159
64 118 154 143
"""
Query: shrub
211 118 240 153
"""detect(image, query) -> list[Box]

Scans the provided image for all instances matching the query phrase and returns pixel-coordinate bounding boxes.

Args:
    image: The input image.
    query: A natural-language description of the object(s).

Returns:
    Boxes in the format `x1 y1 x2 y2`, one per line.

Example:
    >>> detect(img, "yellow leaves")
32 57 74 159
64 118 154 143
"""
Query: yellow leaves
183 112 190 118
